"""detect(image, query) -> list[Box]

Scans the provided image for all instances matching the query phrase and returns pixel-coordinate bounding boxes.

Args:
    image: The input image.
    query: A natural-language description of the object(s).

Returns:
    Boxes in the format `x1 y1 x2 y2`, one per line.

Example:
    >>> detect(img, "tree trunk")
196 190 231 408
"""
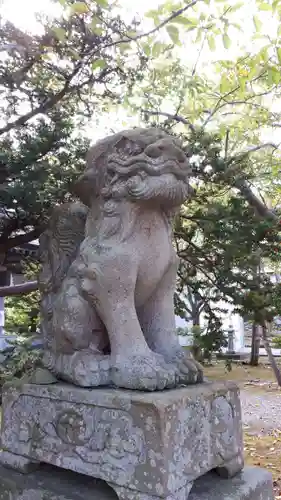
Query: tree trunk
262 323 281 387
192 310 200 326
234 179 278 222
249 323 260 366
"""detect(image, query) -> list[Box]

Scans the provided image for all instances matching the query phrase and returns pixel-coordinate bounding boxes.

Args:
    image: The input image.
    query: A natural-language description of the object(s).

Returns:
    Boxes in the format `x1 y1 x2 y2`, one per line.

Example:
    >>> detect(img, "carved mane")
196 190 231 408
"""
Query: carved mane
72 128 189 205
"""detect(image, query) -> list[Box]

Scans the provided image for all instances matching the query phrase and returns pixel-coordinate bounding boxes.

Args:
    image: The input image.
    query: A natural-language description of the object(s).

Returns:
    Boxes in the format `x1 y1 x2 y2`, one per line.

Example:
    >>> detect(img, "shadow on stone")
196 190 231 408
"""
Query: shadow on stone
0 463 119 499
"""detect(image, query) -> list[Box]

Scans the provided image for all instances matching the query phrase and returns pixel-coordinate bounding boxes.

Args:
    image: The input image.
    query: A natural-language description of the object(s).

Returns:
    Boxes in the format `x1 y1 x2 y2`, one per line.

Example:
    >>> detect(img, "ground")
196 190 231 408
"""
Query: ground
205 361 281 498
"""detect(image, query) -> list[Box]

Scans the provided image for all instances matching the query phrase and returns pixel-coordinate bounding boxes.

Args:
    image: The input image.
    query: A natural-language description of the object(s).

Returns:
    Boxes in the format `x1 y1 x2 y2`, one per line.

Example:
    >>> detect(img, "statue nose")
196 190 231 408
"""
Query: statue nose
145 139 187 164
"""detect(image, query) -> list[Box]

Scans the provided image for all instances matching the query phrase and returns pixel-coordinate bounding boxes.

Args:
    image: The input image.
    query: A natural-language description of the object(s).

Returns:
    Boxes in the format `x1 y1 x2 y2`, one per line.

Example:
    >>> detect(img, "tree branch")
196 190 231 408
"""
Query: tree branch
141 109 196 132
192 31 207 76
99 0 202 54
0 281 38 297
202 72 268 128
0 227 42 253
130 0 202 41
228 143 279 163
0 2 201 136
0 82 71 135
233 178 279 222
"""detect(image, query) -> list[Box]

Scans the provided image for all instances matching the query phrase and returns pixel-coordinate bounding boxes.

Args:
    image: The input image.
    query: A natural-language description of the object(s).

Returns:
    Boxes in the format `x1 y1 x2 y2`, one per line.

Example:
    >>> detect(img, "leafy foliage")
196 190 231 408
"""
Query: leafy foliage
3 0 281 363
129 0 281 355
4 263 40 336
0 0 148 253
0 344 42 385
1 262 41 385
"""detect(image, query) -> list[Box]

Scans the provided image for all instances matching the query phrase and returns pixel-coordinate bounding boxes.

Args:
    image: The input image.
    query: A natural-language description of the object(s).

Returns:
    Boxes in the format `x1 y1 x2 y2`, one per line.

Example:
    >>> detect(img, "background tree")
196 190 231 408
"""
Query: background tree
4 263 40 336
0 0 229 257
0 0 149 257
120 0 281 367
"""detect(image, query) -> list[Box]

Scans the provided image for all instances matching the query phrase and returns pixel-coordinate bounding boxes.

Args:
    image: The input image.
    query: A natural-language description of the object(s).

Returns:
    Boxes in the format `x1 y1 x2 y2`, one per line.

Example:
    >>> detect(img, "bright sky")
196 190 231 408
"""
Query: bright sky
1 0 274 61
0 0 279 143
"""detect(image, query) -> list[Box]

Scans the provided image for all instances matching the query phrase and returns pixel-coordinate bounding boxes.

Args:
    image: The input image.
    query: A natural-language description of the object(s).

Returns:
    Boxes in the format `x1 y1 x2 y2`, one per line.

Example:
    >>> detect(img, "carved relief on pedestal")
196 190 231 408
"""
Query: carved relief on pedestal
6 395 146 486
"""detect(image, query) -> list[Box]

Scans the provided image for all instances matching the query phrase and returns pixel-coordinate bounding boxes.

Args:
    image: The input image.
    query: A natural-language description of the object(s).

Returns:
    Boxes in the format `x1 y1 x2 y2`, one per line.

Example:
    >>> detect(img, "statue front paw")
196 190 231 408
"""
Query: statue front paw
163 349 204 385
110 352 178 391
43 350 111 387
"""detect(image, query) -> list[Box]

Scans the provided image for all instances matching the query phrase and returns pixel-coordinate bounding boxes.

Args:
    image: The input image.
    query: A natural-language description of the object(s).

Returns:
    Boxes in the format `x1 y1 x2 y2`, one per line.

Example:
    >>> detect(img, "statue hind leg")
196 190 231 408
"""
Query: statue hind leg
43 277 111 387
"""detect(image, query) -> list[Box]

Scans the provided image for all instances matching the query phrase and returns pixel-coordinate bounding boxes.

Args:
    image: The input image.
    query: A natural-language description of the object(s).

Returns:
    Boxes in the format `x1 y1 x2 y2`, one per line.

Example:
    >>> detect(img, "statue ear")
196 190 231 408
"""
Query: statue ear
71 170 97 207
71 153 107 206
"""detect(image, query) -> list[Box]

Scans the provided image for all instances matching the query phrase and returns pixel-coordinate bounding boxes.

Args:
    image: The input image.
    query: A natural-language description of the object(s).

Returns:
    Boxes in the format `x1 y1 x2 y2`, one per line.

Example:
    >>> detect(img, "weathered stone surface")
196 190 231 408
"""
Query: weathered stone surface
28 367 58 385
39 127 203 390
190 467 274 500
0 451 38 474
0 463 117 500
1 381 243 498
0 465 273 500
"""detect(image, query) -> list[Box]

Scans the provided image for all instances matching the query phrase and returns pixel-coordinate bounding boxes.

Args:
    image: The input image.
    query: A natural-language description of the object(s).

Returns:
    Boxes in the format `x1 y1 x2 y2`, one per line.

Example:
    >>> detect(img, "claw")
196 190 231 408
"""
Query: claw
161 348 204 386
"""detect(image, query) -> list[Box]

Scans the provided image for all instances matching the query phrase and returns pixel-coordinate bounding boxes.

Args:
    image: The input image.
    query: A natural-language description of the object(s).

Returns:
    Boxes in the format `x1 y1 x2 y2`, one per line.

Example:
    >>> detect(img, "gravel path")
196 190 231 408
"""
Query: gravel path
241 389 281 434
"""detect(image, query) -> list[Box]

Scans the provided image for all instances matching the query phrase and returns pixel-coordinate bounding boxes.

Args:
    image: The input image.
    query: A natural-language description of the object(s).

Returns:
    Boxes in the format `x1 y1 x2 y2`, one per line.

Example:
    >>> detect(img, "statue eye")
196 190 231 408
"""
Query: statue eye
114 137 142 156
145 145 159 158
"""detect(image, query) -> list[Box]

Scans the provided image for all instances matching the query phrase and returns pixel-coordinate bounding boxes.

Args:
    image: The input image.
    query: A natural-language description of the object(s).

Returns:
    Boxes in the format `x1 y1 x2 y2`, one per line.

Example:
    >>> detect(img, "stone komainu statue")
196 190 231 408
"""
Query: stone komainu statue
39 127 203 391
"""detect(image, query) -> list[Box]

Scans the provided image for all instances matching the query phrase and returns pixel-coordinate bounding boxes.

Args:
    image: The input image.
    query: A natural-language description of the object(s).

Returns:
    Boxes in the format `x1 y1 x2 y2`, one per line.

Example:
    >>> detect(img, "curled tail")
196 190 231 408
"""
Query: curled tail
39 202 88 346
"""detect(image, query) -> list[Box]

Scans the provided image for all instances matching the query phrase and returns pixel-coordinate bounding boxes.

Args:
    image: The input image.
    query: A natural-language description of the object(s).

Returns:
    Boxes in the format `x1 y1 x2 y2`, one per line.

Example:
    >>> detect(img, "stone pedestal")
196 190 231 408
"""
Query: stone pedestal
0 381 244 499
0 464 274 500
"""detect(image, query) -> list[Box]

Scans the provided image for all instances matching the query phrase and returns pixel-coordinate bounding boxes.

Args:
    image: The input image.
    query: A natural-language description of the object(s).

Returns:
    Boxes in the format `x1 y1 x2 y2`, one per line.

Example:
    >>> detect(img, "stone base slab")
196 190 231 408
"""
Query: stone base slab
1 381 243 498
0 464 274 500
190 467 274 500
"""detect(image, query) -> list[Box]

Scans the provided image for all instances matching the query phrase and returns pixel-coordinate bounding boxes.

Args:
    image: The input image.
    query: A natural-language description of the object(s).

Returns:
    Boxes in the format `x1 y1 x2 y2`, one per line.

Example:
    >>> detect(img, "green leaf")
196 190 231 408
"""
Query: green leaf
259 3 272 10
68 48 80 60
230 2 243 11
145 9 160 23
70 1 89 14
195 29 202 43
260 46 269 62
118 42 131 53
268 67 281 85
185 17 198 25
220 74 229 93
277 47 281 64
166 25 180 45
172 15 194 25
90 23 103 35
152 41 164 57
125 30 138 39
223 33 231 49
52 27 66 41
95 0 108 6
232 22 242 32
207 35 216 51
142 43 151 56
91 59 106 70
253 15 262 32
